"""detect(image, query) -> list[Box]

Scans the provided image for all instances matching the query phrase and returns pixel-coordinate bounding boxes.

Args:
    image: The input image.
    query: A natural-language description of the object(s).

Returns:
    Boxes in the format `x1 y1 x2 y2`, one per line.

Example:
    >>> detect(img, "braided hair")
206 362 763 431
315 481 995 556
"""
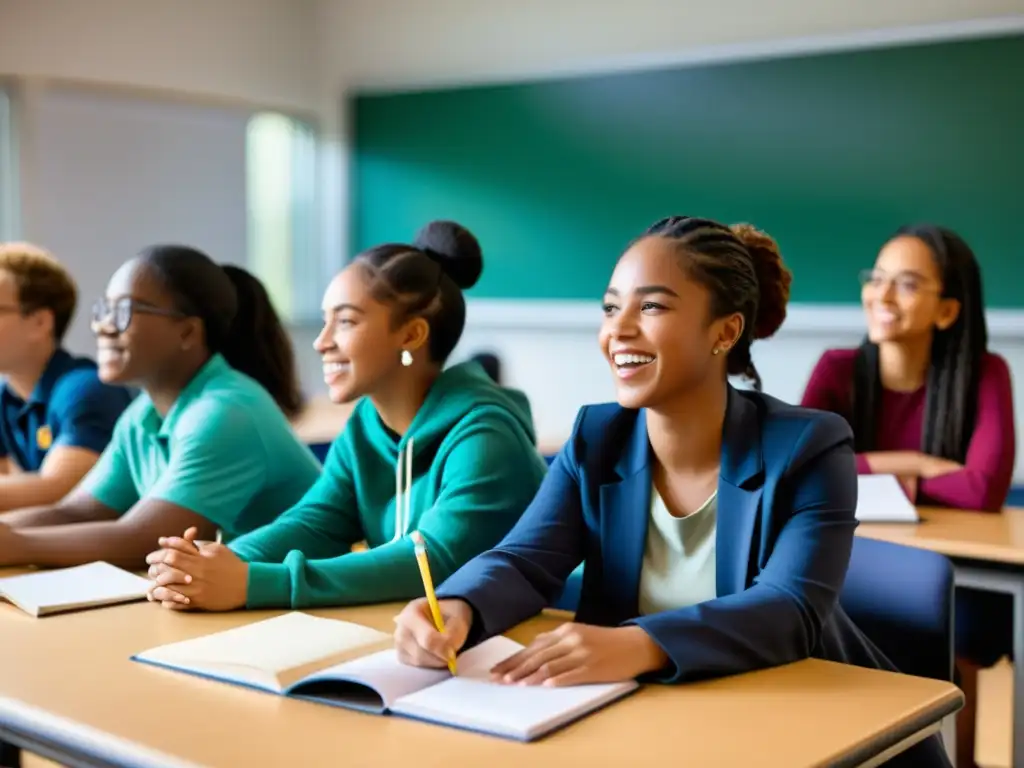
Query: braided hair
643 216 793 390
851 225 987 463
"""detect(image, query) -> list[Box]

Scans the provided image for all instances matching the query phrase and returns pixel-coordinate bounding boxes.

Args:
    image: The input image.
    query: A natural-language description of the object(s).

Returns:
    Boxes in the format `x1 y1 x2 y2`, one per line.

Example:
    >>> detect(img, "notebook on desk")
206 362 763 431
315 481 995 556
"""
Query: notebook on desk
132 612 638 742
0 561 152 617
855 475 921 523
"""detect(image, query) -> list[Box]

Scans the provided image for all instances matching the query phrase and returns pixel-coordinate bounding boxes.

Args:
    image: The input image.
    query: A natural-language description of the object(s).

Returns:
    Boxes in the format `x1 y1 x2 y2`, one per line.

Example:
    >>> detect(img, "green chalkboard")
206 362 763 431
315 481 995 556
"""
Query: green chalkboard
352 34 1024 307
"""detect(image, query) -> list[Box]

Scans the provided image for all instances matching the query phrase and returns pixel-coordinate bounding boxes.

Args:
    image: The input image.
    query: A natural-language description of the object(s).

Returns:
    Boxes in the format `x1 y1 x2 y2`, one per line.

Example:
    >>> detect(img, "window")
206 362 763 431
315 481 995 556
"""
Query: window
246 112 317 323
0 88 18 241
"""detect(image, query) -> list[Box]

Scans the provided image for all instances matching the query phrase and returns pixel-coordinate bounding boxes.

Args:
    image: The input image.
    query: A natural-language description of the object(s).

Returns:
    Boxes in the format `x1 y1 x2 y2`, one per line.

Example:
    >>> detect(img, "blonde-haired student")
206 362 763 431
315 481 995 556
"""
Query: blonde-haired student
146 222 546 611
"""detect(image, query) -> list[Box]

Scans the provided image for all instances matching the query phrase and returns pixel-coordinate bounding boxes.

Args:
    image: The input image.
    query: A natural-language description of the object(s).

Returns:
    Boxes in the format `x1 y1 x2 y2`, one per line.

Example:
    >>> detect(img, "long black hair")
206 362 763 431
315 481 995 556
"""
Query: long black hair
851 224 987 462
138 246 304 419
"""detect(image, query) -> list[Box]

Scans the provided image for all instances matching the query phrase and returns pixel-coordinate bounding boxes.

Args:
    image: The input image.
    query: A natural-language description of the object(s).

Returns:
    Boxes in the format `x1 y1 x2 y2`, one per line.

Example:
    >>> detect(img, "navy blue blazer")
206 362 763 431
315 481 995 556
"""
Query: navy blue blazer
438 388 949 767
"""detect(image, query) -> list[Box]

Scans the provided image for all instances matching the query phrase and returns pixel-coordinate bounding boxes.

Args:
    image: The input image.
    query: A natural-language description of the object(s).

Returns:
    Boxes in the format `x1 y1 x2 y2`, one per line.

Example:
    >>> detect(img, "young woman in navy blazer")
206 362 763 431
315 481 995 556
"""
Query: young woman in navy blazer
394 216 949 767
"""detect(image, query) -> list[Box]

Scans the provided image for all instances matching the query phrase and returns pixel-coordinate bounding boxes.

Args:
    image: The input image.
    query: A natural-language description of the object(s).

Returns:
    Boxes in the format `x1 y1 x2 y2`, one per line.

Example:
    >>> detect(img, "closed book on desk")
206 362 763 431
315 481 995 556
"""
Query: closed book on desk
0 562 153 617
855 475 920 523
132 612 638 742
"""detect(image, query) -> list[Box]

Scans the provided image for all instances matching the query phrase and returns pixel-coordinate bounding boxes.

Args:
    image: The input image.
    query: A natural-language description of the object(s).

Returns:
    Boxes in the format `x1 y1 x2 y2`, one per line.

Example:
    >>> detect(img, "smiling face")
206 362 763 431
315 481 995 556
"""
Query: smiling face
314 263 426 404
861 235 960 345
598 236 744 410
92 259 194 386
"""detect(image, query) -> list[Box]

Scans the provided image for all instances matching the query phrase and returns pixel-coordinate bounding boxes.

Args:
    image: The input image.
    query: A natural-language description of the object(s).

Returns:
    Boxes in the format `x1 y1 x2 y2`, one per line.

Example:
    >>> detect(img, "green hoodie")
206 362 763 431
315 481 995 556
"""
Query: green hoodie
230 361 548 608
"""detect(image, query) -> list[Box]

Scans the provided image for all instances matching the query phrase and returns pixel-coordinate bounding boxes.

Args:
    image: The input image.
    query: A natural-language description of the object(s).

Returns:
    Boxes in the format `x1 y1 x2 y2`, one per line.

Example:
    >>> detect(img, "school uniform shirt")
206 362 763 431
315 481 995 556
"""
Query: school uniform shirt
0 349 134 471
79 354 321 540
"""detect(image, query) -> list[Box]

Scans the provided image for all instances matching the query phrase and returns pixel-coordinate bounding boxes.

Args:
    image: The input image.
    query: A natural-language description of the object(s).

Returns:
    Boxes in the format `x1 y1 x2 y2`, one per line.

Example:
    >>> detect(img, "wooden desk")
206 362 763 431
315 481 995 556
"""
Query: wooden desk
857 506 1024 565
858 506 1024 766
0 601 958 768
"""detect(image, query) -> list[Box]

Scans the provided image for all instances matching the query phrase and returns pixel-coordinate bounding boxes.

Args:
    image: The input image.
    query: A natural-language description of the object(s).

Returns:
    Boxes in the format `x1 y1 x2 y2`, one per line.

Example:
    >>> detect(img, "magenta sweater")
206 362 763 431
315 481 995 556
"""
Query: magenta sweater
801 348 1016 511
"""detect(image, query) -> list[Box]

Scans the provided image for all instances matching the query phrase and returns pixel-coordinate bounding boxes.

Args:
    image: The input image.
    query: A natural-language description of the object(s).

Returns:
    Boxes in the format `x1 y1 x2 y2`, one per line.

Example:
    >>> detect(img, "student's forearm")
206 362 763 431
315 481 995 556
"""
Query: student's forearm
859 451 934 477
245 543 430 609
1 497 116 528
12 521 156 569
0 473 81 512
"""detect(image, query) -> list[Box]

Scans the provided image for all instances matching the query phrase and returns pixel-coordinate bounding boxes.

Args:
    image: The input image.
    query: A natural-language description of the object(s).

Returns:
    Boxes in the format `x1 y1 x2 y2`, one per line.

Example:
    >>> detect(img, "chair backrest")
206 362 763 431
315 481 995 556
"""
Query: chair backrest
839 536 954 682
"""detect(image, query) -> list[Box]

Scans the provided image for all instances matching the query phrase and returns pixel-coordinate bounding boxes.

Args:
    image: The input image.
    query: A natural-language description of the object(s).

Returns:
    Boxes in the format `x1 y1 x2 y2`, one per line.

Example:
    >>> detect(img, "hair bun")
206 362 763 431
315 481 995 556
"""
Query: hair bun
413 220 483 290
731 223 793 340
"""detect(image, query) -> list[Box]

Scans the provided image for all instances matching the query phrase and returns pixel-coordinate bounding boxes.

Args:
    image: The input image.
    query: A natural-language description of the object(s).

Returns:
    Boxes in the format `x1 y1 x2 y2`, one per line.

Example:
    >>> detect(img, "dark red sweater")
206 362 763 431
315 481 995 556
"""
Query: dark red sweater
801 348 1016 511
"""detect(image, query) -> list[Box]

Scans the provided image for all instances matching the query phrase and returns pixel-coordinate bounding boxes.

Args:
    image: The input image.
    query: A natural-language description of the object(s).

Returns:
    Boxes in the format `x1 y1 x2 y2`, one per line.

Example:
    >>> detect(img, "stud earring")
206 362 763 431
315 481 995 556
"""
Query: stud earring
400 349 413 367
712 348 721 356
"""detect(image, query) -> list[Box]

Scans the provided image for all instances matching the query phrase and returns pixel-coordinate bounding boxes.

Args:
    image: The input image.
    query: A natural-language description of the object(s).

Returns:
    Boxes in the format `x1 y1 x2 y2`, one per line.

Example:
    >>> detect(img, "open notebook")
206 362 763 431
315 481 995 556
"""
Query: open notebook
855 474 920 523
133 612 638 742
0 562 153 617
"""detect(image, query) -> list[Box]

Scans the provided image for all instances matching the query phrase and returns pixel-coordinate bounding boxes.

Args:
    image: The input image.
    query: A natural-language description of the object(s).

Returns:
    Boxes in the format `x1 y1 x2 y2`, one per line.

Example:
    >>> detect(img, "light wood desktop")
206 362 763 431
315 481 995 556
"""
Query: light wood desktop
856 506 1024 565
0 599 959 768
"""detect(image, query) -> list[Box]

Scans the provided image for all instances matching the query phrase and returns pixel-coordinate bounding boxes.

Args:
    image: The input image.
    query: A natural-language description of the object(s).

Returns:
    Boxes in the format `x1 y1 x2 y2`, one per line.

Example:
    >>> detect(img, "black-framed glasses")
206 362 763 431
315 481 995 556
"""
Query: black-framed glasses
91 297 186 334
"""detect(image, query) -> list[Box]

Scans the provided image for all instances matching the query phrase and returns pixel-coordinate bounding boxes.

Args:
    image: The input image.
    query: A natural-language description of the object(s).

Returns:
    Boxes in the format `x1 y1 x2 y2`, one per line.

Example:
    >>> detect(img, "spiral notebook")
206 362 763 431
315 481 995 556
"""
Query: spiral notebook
132 612 638 741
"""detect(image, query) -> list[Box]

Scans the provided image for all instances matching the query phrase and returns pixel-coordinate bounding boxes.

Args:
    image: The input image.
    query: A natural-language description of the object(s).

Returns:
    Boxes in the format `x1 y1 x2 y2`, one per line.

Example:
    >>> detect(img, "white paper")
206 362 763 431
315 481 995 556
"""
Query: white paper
855 475 920 523
0 561 152 617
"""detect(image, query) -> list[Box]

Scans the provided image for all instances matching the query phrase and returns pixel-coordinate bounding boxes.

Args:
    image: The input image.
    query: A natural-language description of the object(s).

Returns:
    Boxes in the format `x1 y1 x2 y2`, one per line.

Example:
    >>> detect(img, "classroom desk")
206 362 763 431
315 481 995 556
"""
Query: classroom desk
0 600 959 768
858 506 1024 767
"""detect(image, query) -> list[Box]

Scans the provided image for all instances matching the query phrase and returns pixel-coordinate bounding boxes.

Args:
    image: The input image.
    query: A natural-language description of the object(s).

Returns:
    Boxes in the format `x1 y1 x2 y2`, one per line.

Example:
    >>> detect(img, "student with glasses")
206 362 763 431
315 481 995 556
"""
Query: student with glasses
0 242 133 512
800 224 1015 768
0 245 321 572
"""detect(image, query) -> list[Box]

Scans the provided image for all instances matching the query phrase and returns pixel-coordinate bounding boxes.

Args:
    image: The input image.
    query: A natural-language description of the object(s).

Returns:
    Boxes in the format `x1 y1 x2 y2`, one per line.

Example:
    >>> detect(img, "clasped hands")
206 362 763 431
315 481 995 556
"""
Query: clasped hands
144 526 248 611
392 598 668 687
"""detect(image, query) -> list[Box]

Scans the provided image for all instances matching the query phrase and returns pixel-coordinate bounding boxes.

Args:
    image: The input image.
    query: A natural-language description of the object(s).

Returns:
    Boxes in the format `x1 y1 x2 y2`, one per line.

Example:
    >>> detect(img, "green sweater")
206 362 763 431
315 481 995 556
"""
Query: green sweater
230 362 548 608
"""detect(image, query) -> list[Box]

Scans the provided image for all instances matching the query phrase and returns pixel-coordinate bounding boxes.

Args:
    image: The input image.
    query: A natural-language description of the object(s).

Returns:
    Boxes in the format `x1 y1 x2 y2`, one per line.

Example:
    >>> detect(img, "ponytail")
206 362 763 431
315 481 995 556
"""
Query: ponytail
136 246 305 419
220 265 304 419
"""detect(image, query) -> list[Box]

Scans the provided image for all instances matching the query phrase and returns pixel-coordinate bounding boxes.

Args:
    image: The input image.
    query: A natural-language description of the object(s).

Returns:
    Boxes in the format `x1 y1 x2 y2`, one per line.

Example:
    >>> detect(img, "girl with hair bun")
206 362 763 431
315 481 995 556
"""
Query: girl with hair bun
146 221 548 613
393 215 947 768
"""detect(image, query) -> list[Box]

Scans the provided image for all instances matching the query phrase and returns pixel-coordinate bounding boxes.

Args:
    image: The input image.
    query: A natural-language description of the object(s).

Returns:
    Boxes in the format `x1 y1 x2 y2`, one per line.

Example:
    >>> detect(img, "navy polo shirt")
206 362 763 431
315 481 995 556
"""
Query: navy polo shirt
0 350 134 472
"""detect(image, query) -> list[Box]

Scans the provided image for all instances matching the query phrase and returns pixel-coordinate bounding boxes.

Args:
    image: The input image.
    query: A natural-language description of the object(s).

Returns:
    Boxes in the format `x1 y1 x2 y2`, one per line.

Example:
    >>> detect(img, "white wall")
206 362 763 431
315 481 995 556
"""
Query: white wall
318 0 1024 91
0 0 319 114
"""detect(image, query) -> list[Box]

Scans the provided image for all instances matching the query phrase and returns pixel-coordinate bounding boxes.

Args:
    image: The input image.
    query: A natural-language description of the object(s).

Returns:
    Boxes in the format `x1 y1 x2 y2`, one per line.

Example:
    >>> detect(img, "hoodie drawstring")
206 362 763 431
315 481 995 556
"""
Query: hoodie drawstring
393 436 414 542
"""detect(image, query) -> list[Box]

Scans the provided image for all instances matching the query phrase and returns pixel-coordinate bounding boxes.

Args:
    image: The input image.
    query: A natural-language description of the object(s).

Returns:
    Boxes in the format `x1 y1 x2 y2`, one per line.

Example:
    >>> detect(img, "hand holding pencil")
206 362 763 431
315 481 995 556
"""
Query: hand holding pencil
395 532 472 673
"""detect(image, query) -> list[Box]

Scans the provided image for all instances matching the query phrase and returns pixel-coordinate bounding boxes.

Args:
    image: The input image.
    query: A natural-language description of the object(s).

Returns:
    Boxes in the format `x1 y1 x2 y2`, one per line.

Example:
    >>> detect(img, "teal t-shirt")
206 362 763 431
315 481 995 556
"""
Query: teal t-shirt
80 354 321 540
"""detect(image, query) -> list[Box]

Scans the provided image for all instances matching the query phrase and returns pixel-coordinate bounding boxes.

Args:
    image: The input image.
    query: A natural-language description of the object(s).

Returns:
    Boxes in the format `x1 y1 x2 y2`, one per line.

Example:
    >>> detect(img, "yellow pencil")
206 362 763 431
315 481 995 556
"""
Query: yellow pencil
411 531 457 675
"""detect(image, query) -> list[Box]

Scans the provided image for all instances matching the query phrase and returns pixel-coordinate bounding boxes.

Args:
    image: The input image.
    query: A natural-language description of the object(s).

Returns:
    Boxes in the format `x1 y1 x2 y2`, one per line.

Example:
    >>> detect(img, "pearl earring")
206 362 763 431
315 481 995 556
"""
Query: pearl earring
712 348 721 356
400 349 413 367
